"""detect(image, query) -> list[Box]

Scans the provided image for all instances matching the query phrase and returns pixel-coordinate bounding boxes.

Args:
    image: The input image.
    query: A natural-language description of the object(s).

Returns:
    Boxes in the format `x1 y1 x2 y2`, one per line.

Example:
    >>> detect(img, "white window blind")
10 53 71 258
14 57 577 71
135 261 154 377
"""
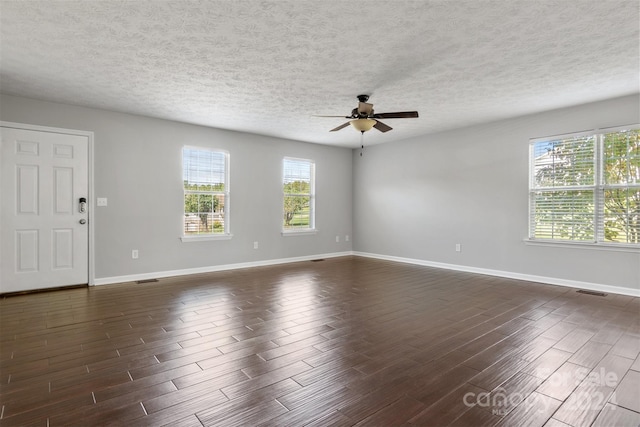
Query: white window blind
602 129 640 243
183 147 229 235
529 127 639 246
530 134 596 241
283 157 315 231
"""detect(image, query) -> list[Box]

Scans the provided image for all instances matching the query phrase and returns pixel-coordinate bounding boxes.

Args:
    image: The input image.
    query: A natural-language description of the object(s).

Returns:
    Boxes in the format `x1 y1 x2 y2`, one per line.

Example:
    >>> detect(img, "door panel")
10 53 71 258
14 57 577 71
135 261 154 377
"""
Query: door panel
16 230 38 272
17 165 39 214
52 228 74 270
1 127 89 293
54 167 74 214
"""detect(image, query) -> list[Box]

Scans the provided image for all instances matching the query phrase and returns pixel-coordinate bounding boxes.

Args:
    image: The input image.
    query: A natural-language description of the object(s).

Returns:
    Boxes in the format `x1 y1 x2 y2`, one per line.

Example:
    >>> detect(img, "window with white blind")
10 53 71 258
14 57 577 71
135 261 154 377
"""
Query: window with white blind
529 126 639 246
182 147 230 240
283 157 315 233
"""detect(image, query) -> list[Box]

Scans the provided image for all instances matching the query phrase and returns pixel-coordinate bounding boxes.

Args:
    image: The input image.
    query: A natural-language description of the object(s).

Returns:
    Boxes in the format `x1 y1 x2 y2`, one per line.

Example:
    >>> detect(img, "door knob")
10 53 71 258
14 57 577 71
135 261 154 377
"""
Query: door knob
79 219 87 225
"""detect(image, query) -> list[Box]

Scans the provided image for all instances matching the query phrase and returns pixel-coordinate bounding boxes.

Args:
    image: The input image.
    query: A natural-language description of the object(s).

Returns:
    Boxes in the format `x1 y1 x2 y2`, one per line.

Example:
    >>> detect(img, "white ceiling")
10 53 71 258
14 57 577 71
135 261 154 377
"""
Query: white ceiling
1 1 638 148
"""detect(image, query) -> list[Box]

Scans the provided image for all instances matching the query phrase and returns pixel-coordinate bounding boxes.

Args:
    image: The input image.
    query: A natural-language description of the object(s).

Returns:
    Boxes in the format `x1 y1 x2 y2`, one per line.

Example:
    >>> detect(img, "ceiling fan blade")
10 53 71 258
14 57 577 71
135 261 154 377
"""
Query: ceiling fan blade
358 102 374 115
372 111 419 119
373 120 393 132
330 122 351 132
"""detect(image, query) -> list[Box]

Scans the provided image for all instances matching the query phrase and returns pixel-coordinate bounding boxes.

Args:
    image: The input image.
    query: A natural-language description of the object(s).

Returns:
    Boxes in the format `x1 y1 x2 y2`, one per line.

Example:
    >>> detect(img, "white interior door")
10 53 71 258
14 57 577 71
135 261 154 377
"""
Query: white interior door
1 126 89 293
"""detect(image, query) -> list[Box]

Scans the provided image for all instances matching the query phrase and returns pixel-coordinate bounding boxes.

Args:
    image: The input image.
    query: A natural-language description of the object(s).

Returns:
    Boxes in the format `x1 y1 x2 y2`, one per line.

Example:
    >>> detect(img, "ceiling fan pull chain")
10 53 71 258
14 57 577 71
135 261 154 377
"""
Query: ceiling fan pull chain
360 131 364 156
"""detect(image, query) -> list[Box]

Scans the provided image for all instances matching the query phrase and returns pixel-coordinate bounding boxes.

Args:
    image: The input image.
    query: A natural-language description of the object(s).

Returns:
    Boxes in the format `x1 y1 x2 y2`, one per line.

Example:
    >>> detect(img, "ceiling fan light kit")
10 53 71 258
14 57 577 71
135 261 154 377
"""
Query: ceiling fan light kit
350 118 376 132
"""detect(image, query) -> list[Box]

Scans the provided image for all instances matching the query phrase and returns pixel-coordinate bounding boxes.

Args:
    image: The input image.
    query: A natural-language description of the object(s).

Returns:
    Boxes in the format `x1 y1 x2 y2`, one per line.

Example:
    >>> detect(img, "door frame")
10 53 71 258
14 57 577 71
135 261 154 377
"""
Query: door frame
1 121 95 286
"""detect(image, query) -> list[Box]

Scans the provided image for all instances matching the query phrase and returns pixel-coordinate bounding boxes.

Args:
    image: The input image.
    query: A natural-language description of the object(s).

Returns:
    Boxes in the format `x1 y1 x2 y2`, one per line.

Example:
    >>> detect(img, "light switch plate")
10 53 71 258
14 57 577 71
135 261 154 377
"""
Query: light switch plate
97 198 108 206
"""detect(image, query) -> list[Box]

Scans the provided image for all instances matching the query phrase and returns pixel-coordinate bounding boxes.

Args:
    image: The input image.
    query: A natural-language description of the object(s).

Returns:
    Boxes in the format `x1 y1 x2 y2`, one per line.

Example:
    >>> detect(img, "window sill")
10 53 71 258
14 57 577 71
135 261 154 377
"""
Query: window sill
523 239 639 253
281 229 317 237
181 234 233 242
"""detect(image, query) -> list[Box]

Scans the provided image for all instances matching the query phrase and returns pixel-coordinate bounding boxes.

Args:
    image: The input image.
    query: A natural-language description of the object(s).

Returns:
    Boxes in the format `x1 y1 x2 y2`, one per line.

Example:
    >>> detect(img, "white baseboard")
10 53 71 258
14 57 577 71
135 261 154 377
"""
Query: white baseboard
93 250 639 298
92 251 353 286
353 251 640 297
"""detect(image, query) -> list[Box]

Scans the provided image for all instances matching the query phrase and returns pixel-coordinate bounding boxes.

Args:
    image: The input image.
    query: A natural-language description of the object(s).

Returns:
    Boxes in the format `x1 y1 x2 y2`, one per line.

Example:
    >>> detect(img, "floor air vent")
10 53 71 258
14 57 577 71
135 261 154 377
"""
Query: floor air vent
311 259 325 262
136 279 159 284
577 289 607 297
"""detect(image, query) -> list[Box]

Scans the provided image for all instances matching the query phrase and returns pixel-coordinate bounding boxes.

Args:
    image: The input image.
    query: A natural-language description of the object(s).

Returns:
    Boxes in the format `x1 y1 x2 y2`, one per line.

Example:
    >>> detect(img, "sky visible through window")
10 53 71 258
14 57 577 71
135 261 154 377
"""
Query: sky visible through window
533 141 554 157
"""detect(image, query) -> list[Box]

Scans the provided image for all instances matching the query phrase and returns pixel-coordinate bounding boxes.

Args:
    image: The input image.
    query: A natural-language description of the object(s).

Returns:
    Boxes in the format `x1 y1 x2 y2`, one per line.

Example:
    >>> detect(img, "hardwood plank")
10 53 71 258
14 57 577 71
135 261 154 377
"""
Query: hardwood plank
352 395 425 426
495 391 561 427
220 360 312 399
522 348 573 380
536 362 587 401
450 404 503 426
408 364 480 406
196 382 299 427
93 363 200 402
302 410 353 427
196 343 276 370
257 335 327 360
610 333 640 360
277 381 348 411
552 376 616 426
143 371 244 413
542 419 573 427
469 356 530 391
611 369 640 412
552 328 594 353
592 402 640 427
334 376 418 424
217 330 288 354
133 390 229 426
513 335 558 362
50 398 147 426
541 322 577 341
0 393 94 426
242 346 321 378
481 371 544 417
461 340 519 372
567 341 612 368
408 382 488 426
456 331 508 355
292 361 366 387
596 353 635 387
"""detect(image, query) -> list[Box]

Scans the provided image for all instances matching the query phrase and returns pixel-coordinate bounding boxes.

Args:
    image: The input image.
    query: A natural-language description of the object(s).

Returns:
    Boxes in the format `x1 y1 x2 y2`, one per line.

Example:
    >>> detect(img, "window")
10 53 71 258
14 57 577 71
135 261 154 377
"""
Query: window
283 157 315 233
529 126 639 246
182 147 230 238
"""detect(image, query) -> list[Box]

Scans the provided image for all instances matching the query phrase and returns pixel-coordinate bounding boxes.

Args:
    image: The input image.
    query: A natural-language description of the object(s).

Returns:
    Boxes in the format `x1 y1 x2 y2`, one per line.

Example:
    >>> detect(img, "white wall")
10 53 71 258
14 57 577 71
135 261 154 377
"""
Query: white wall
3 94 638 293
0 95 353 283
353 94 640 293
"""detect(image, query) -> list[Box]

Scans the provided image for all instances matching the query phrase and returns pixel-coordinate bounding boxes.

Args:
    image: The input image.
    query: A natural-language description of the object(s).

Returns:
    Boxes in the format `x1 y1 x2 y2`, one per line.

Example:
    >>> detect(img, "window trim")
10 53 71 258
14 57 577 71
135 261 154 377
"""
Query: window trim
526 125 640 249
180 233 233 243
282 156 316 235
181 146 232 240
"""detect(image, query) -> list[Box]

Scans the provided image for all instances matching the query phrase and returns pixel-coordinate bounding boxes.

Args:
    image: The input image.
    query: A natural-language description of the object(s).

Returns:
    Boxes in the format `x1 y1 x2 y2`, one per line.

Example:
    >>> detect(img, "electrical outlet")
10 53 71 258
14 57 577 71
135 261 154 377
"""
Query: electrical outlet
253 241 258 249
455 244 461 252
132 249 139 259
336 235 340 243
345 235 349 242
97 197 108 206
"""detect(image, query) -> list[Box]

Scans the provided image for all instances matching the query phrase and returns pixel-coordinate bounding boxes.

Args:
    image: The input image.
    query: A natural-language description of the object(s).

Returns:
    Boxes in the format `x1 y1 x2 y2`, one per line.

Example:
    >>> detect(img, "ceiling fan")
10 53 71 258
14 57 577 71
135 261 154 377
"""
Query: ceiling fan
317 95 419 133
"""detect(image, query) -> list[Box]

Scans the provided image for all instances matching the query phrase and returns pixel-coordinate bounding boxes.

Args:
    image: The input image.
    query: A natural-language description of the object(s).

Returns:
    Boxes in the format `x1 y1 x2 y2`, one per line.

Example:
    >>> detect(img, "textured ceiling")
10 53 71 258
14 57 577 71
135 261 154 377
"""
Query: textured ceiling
1 0 638 148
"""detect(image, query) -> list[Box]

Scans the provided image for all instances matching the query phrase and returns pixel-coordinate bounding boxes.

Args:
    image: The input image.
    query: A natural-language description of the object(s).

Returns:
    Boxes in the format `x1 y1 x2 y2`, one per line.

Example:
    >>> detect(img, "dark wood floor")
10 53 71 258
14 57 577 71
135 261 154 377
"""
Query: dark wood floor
1 256 639 427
